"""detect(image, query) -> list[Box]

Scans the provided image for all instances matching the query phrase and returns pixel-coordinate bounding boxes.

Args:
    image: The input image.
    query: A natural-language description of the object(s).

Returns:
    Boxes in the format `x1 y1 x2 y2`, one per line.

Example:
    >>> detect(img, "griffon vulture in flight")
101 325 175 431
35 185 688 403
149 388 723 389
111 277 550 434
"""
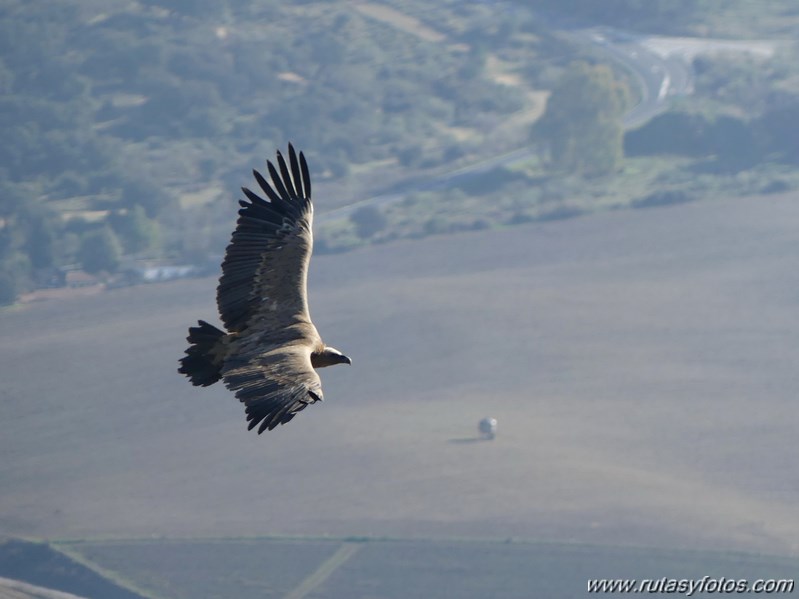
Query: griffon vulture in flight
179 144 351 433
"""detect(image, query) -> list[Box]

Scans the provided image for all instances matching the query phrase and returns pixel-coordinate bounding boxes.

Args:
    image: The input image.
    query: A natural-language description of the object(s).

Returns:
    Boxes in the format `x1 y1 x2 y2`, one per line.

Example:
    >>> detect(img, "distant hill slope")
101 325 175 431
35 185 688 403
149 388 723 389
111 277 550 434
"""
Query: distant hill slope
0 540 144 599
0 0 536 208
0 576 87 599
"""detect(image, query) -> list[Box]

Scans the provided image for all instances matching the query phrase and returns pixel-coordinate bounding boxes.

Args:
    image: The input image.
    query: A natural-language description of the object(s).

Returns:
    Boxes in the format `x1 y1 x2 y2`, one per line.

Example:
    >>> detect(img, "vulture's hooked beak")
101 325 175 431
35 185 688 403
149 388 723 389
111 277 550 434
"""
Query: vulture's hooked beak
341 355 353 365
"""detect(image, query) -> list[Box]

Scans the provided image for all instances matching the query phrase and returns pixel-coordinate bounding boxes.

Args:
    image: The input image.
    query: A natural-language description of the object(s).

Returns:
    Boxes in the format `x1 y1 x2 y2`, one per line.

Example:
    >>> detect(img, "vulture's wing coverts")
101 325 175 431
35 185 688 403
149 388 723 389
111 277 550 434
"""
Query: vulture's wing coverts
179 145 350 433
217 144 312 333
224 346 324 433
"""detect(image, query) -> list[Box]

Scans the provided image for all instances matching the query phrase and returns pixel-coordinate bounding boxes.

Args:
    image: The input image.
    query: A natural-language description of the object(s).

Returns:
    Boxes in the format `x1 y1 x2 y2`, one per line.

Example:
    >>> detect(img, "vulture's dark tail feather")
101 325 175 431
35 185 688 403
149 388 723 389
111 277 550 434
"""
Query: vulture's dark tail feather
179 320 226 387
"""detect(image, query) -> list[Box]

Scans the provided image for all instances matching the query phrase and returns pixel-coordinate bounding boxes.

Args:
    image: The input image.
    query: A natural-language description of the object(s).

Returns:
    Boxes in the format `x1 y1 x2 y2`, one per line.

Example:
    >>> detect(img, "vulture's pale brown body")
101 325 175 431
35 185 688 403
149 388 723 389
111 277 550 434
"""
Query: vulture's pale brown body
179 145 350 433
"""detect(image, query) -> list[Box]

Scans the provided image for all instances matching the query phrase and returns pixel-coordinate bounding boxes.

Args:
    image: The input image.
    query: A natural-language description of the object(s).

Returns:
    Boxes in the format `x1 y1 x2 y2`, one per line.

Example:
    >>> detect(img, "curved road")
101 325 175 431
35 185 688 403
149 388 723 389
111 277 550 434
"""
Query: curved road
575 26 693 128
318 24 693 223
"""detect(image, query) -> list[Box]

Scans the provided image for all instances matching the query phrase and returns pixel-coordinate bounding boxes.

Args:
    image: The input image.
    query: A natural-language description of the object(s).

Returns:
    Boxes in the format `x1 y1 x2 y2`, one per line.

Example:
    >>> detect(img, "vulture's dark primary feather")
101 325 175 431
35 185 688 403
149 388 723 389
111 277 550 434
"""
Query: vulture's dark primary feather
179 145 351 433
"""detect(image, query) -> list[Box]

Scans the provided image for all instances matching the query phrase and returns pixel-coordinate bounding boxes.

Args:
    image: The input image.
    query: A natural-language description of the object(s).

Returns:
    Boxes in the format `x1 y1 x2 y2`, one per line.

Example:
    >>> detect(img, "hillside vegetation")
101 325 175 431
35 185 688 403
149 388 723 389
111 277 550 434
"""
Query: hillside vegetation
4 0 799 304
1 0 567 302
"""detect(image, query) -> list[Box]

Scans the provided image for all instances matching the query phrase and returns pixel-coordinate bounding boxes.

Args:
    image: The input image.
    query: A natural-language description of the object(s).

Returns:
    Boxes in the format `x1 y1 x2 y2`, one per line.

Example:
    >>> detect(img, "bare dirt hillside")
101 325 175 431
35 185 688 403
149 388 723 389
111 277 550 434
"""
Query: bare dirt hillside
1 192 798 554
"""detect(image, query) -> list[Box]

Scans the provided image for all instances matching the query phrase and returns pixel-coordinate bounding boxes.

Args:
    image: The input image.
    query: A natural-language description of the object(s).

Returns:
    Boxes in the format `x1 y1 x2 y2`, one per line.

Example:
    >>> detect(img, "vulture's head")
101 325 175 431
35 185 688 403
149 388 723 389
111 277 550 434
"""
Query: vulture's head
312 347 352 369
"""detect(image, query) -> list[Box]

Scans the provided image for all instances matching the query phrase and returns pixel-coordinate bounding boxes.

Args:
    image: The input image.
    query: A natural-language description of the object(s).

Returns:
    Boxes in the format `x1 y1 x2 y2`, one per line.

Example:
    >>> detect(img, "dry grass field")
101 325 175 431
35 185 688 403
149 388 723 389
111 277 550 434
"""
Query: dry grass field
1 192 798 559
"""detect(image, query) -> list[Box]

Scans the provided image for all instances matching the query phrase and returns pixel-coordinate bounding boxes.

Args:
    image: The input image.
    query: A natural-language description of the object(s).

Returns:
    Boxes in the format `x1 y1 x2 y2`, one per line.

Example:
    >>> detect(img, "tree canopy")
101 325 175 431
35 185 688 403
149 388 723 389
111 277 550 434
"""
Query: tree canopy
532 62 629 176
78 228 122 274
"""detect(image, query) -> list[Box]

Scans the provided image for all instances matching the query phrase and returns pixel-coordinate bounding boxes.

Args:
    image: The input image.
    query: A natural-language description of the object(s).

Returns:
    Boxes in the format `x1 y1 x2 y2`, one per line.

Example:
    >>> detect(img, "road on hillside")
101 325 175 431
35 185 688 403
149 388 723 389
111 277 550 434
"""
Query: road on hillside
318 24 693 223
576 27 693 128
322 25 778 223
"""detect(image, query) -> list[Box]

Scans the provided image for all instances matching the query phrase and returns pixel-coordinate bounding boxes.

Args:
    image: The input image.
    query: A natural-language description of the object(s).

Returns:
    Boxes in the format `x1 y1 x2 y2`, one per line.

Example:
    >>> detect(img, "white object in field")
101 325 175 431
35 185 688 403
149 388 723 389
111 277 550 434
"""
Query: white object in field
478 417 497 440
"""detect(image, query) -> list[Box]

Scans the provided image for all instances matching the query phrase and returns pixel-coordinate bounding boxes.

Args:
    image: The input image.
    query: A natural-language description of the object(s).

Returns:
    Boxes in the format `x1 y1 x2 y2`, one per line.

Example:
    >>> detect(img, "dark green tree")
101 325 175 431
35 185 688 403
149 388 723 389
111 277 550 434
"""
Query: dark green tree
16 204 61 269
0 181 26 218
758 99 799 164
0 251 31 304
532 62 629 176
625 110 759 171
78 227 122 274
625 111 713 157
350 205 387 239
0 269 16 306
119 176 176 218
108 205 159 254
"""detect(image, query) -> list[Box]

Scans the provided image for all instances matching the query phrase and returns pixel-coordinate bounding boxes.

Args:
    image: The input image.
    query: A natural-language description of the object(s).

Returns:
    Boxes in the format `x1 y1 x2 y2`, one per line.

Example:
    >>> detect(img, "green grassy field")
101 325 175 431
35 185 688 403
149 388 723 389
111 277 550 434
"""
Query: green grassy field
2 191 799 595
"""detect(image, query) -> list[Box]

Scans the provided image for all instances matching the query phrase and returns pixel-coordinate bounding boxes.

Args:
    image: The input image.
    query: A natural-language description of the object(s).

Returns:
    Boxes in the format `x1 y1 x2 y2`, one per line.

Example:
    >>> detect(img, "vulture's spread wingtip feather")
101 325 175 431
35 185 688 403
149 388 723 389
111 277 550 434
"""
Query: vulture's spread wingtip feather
276 151 297 198
300 151 311 198
267 160 291 202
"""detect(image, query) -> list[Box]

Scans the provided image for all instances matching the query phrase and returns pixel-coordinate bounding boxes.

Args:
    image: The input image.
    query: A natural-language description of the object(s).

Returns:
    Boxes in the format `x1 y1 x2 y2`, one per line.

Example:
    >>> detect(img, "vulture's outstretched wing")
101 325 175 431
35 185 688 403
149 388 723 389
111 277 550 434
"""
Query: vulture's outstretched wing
223 346 323 433
217 144 314 333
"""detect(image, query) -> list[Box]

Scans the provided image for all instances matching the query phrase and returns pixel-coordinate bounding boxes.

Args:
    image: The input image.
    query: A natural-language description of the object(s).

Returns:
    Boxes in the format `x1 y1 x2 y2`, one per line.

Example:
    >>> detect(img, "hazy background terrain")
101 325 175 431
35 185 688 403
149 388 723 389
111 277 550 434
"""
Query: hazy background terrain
2 0 799 597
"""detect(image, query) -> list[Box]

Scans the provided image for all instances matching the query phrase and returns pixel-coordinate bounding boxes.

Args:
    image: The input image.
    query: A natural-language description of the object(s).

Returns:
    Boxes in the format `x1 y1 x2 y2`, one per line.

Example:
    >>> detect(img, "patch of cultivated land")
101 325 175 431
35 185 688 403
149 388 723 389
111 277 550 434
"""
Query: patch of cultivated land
60 539 340 599
0 539 144 599
1 192 799 556
62 537 798 599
